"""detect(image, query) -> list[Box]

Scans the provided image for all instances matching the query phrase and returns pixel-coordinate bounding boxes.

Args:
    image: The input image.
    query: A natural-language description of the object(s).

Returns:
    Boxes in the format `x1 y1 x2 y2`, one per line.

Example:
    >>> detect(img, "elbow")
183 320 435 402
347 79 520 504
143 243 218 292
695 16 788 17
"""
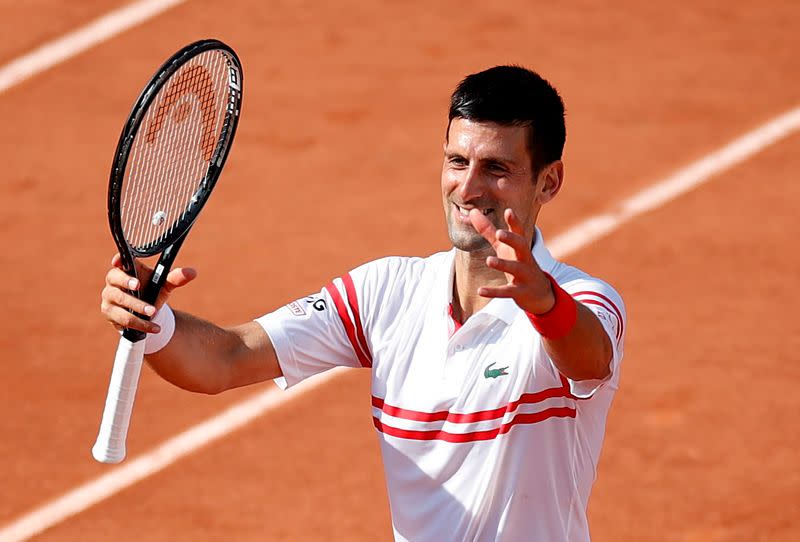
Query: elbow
180 382 227 395
597 338 614 379
196 371 235 395
549 340 613 382
568 361 610 383
561 348 613 382
581 345 613 382
580 331 614 381
594 358 612 381
168 374 230 396
190 383 227 395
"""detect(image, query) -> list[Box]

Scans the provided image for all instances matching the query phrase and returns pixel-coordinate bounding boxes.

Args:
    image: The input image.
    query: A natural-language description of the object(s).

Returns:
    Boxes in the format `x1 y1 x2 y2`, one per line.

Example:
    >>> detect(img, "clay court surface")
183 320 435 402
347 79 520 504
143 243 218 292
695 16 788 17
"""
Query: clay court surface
1 1 798 540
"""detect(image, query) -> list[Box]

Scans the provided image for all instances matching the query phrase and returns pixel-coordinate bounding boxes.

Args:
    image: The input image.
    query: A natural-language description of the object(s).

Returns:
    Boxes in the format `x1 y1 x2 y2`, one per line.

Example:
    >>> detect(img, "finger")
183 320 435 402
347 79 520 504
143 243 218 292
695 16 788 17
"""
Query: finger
111 253 122 268
162 267 197 293
104 305 161 334
468 209 499 250
477 284 518 299
486 256 529 278
106 267 141 291
156 267 198 307
495 229 532 262
504 208 526 237
102 285 157 316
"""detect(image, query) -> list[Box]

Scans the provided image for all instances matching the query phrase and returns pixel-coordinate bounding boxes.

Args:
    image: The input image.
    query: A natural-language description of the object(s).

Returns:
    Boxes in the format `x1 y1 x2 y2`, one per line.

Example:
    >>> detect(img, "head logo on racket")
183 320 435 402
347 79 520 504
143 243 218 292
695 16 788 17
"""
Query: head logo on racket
145 65 217 161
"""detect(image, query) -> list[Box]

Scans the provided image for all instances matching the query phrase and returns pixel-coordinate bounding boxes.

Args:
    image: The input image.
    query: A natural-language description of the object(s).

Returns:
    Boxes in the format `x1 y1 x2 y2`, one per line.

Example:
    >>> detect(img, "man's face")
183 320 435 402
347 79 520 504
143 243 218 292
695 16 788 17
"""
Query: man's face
442 118 541 253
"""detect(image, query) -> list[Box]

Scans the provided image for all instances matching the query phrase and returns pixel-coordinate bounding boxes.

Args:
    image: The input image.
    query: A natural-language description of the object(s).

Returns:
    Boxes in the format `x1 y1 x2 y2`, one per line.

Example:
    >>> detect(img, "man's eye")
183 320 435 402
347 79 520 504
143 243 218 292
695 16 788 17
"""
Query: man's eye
449 157 467 166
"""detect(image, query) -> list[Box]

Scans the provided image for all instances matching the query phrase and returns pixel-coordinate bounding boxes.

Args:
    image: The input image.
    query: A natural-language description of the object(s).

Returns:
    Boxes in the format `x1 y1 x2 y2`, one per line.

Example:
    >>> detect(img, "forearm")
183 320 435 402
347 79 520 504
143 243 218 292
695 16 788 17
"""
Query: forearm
145 309 281 394
542 302 612 382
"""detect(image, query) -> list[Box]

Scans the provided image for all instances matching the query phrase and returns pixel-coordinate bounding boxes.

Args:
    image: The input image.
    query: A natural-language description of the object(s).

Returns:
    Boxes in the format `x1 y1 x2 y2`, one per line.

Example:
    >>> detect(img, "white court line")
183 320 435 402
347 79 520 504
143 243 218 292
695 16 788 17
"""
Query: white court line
547 107 800 257
0 371 340 542
0 0 186 94
1 106 798 542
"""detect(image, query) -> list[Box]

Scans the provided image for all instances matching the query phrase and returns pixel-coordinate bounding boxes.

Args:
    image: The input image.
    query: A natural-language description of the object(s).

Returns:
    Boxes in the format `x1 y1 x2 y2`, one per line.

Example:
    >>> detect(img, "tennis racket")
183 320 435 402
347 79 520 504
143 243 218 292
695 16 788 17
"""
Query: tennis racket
92 39 243 464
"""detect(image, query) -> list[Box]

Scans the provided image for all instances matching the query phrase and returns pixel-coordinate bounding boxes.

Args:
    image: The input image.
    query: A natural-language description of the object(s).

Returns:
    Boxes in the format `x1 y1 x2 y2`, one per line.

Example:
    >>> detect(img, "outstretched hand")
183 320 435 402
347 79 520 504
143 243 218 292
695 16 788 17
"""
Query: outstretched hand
468 208 556 315
100 254 197 333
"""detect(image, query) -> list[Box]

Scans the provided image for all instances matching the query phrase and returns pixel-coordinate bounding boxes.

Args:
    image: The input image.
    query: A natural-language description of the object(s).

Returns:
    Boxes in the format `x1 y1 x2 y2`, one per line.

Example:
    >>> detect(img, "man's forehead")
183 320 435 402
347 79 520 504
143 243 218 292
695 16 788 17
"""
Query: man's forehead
446 118 529 160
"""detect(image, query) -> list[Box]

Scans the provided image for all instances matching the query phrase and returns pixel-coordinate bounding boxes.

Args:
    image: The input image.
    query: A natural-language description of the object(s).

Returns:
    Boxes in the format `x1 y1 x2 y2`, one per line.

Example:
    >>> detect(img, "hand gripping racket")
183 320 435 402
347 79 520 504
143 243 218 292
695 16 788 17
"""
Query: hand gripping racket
92 39 243 463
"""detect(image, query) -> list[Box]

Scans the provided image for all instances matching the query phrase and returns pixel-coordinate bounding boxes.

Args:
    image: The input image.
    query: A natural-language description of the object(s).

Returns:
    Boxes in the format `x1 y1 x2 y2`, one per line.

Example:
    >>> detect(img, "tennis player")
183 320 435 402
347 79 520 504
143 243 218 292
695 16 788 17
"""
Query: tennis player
101 65 626 541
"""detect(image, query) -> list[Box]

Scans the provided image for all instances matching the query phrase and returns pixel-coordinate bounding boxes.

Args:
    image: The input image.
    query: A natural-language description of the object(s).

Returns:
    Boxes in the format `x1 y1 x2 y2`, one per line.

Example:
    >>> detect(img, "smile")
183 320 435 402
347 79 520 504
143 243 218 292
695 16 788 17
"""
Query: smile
454 203 493 218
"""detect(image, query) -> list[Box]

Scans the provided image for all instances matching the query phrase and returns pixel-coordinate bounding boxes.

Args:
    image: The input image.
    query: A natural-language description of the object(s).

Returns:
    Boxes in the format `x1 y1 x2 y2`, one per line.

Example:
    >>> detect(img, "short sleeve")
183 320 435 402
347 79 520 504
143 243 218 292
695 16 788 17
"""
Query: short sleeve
255 271 375 389
559 278 627 398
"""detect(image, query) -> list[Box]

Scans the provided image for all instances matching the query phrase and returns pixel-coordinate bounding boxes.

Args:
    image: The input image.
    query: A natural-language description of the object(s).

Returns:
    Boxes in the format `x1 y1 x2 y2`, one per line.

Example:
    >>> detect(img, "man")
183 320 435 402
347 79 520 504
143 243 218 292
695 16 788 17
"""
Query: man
101 65 626 541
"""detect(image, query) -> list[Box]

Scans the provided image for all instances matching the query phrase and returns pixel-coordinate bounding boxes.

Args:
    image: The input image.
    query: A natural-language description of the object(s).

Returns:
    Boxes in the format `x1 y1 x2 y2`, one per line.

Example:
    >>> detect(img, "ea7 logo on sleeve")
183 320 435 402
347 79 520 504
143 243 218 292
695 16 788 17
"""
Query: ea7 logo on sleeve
595 310 619 335
484 362 509 379
287 301 306 316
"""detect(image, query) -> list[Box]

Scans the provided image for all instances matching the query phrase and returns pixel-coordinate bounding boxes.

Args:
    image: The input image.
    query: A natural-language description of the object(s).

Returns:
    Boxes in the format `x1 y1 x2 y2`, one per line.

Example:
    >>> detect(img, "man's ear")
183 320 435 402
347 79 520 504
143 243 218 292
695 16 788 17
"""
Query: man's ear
536 160 564 205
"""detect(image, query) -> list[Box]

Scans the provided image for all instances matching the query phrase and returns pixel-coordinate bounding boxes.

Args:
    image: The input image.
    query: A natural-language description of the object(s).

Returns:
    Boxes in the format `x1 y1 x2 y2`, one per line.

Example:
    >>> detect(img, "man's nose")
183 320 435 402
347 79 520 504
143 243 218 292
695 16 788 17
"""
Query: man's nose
457 165 486 201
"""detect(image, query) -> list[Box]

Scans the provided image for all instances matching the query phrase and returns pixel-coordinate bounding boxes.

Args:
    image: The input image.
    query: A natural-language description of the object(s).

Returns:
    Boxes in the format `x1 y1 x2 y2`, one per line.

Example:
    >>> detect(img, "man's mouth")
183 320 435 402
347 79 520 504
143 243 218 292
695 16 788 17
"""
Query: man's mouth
454 203 493 219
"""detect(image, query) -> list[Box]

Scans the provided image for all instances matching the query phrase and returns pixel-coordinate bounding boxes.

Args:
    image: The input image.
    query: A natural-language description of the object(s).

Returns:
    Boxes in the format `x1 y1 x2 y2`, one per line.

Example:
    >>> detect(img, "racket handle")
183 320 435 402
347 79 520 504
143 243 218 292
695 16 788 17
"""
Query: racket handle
92 336 146 463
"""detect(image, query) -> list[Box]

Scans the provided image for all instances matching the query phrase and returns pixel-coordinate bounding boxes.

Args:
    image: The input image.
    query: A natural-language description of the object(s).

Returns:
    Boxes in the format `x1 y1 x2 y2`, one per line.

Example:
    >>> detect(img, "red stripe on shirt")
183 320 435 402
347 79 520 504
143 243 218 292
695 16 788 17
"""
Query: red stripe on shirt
571 291 624 326
372 407 576 443
447 303 463 337
372 384 575 424
571 291 625 342
324 282 372 368
341 273 372 366
575 299 623 341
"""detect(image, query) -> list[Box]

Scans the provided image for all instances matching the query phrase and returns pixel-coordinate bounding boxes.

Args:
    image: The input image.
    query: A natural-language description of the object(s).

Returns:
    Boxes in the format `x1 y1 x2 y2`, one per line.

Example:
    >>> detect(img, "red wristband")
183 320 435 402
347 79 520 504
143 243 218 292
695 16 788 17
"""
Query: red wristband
525 274 577 340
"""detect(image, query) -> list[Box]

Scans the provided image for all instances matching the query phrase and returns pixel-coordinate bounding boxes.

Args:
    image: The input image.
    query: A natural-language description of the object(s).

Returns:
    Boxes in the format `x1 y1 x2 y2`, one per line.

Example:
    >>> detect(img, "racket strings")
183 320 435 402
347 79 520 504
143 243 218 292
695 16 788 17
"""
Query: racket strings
120 49 232 253
132 58 215 247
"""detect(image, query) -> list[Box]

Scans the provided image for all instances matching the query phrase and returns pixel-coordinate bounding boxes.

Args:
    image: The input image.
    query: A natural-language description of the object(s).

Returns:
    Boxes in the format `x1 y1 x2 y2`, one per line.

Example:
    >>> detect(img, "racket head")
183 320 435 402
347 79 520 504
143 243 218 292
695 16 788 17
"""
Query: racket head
107 39 243 274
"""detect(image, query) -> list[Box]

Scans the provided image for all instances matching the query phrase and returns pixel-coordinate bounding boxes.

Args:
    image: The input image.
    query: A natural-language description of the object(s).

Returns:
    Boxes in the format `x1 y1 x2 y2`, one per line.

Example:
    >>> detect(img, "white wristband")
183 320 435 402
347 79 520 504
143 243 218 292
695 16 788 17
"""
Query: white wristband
144 303 176 354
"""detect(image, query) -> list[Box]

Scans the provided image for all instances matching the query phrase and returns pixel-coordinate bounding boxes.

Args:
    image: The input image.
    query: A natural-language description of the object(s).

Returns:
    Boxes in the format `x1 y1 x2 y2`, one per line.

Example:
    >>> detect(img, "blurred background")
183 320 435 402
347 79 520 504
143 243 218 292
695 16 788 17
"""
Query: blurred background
0 1 798 540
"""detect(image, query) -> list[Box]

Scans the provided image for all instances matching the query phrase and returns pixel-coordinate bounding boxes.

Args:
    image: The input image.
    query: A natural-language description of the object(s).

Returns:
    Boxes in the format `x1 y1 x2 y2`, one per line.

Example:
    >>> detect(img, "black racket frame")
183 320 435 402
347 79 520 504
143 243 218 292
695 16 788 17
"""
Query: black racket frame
107 39 243 342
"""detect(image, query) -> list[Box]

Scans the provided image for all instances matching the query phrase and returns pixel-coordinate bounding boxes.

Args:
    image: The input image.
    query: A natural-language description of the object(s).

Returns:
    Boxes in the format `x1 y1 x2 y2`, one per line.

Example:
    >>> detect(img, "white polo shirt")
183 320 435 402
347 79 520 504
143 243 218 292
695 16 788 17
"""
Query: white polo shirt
256 229 626 542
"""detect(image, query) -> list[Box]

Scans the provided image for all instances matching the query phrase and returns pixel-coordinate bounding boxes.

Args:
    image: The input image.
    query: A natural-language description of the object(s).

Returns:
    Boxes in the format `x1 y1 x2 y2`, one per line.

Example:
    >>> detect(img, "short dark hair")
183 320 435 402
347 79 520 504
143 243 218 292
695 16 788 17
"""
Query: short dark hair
447 65 566 174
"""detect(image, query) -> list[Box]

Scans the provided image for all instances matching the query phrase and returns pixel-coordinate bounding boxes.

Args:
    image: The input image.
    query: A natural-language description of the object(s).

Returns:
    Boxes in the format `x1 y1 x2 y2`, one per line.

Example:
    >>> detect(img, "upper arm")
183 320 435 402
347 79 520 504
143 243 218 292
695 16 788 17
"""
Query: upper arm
251 256 409 389
554 276 627 397
566 279 626 361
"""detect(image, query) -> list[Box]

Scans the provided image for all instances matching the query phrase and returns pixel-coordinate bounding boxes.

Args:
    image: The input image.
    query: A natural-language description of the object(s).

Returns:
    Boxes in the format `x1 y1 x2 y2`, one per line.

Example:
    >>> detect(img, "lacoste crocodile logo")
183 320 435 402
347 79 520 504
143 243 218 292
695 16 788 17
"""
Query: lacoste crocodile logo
484 362 509 379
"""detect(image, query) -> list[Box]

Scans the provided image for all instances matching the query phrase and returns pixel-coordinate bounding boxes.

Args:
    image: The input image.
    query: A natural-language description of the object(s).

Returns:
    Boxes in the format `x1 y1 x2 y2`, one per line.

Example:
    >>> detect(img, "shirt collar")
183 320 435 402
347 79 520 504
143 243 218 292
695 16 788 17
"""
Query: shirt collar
441 227 556 326
478 297 519 325
532 227 557 273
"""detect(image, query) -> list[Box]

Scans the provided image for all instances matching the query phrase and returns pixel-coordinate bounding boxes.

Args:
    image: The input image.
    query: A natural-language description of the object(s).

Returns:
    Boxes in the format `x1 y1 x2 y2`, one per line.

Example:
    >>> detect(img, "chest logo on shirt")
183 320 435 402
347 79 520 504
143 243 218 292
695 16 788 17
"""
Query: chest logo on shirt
484 362 509 379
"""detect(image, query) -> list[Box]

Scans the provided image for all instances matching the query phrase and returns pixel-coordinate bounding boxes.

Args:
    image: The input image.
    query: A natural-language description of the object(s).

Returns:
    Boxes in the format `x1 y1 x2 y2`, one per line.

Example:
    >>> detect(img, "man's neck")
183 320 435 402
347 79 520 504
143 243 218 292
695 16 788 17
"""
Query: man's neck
451 248 506 324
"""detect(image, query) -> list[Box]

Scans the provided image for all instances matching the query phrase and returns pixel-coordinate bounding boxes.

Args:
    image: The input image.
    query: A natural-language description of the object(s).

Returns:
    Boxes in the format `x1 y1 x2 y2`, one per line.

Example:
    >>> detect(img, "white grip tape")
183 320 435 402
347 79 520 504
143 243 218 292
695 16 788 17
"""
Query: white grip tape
92 336 146 463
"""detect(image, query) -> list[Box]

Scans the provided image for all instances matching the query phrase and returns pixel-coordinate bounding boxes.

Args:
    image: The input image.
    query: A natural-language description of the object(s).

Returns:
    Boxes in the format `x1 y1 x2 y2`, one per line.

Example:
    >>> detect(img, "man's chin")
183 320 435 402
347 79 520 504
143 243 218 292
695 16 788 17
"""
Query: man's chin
448 231 492 253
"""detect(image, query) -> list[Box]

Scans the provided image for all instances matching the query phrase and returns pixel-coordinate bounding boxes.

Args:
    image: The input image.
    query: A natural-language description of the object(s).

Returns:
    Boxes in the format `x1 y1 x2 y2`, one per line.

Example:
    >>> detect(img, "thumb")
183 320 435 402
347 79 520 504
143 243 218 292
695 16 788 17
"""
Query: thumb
155 267 198 308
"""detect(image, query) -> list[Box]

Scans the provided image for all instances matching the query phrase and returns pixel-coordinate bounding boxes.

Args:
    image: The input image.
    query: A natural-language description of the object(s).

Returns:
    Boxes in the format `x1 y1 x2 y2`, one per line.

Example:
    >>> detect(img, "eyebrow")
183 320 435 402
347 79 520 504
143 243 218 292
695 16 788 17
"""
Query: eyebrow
445 151 519 169
483 157 517 169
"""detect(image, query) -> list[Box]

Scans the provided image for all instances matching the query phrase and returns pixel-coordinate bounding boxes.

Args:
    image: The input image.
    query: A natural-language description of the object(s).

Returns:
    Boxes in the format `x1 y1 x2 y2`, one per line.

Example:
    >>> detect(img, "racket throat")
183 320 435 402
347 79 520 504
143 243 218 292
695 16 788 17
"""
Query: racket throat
124 238 184 343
